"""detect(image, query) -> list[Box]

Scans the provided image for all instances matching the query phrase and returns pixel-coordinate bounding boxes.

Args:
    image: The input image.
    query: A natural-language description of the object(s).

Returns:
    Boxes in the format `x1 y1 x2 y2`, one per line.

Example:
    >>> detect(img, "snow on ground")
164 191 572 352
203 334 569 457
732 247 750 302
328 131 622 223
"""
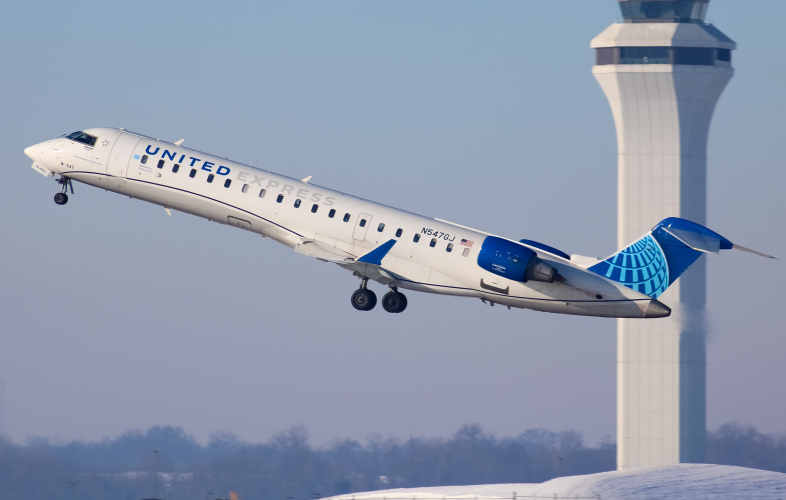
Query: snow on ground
327 464 786 500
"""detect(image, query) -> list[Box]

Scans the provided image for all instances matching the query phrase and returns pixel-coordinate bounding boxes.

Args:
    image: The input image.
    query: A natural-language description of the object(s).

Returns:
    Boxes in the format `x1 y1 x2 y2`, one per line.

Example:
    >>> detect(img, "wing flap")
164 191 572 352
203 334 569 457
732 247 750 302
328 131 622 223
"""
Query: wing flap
294 240 356 262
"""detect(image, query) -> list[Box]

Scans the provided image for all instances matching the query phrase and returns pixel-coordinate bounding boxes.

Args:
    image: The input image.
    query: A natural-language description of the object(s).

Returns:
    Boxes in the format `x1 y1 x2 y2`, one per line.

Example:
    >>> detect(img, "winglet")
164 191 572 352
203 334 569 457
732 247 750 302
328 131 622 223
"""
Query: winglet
301 175 312 183
357 239 397 266
174 139 185 146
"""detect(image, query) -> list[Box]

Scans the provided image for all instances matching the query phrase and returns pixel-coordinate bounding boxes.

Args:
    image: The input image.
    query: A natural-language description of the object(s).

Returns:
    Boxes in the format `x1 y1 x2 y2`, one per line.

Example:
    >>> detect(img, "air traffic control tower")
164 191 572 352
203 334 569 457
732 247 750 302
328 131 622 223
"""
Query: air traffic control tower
591 0 735 469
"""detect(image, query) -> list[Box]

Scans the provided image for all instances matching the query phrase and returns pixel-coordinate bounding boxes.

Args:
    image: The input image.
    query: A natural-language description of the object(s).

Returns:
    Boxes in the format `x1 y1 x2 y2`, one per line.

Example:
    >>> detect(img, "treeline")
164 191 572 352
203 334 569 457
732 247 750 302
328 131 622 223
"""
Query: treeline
0 422 783 500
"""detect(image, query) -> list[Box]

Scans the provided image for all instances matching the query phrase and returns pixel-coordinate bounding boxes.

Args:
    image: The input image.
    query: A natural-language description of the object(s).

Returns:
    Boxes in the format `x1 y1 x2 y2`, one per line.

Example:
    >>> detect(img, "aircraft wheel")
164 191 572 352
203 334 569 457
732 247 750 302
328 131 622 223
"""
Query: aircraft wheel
54 193 69 205
351 288 377 311
382 291 407 313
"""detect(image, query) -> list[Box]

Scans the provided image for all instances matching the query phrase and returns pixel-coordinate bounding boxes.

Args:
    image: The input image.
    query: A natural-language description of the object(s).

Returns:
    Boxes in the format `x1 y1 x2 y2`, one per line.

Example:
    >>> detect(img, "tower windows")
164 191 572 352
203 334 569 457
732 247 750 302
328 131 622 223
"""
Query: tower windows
619 1 708 23
619 46 669 64
596 46 730 67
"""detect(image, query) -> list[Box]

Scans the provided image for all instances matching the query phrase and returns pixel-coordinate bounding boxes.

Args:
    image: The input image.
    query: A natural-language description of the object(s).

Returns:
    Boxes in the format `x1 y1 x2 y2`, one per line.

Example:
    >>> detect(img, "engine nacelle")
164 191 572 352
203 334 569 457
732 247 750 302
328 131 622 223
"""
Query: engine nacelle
477 236 558 283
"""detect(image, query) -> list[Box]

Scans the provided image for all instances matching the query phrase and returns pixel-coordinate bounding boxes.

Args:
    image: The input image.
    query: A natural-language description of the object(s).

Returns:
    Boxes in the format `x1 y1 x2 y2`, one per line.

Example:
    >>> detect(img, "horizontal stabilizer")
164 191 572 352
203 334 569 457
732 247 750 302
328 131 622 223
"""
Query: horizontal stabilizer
733 244 776 259
662 226 722 253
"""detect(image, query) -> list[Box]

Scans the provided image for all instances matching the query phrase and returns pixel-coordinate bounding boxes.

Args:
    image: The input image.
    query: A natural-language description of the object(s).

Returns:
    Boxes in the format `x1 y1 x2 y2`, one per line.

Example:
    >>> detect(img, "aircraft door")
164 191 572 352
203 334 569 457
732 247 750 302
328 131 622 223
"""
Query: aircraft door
353 213 372 241
107 133 142 178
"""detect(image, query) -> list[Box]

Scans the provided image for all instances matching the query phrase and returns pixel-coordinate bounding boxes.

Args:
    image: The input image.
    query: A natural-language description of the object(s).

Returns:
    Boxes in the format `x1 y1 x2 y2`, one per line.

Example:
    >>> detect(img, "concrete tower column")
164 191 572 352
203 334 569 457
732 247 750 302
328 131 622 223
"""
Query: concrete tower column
590 0 735 469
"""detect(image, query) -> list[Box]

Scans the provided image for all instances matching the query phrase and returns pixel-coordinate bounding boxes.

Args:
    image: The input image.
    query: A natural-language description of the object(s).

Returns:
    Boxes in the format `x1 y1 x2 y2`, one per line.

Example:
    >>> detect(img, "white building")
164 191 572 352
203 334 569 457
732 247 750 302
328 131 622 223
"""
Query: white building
590 0 735 469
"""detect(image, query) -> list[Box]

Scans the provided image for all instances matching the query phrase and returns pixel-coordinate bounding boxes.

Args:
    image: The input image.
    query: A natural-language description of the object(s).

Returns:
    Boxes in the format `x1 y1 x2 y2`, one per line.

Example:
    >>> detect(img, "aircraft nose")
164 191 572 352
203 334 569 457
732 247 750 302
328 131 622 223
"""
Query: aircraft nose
644 299 671 318
24 143 46 160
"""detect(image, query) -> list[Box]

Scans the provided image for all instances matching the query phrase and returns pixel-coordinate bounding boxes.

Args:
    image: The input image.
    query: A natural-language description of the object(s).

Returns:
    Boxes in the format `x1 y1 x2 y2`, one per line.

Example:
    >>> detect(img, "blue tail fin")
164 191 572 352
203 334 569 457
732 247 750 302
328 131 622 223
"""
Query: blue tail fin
588 218 733 298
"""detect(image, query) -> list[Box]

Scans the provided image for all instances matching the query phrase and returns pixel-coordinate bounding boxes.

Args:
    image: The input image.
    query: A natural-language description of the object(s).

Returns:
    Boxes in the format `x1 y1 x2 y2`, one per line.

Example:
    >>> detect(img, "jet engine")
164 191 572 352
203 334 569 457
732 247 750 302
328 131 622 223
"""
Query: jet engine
477 236 559 283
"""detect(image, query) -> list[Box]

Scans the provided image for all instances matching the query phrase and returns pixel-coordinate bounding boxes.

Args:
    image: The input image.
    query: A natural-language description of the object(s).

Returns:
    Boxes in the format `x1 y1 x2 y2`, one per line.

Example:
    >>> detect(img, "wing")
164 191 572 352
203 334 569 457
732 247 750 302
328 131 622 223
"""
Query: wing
295 239 401 285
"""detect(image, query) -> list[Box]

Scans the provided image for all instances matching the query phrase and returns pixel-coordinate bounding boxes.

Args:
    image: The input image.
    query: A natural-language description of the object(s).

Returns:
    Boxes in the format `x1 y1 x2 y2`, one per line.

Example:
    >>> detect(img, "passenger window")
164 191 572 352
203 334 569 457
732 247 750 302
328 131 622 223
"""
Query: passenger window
276 194 284 203
328 209 336 218
343 213 350 222
141 155 148 164
157 159 164 169
242 184 249 193
395 228 403 238
462 247 470 257
294 199 301 208
259 189 266 198
224 179 231 188
377 223 385 232
172 164 180 173
359 219 366 227
311 204 318 213
430 238 437 248
207 174 214 183
446 243 453 252
413 234 420 243
189 169 197 178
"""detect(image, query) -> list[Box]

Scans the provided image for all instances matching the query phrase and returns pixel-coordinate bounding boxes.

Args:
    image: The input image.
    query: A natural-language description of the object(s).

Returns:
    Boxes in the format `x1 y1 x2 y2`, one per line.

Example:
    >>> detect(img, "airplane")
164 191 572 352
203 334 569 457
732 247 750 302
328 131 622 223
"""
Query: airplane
24 128 773 318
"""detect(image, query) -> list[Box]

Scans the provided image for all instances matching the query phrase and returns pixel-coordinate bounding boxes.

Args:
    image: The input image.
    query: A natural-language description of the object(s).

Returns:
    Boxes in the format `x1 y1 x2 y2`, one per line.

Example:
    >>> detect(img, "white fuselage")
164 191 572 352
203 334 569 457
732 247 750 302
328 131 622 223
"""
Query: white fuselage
25 127 667 318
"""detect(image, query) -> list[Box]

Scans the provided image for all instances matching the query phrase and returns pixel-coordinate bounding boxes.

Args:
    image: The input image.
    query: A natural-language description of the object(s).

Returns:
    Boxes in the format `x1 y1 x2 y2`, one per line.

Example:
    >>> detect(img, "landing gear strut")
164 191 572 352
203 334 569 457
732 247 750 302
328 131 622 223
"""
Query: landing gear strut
382 288 408 313
54 177 73 205
351 279 377 311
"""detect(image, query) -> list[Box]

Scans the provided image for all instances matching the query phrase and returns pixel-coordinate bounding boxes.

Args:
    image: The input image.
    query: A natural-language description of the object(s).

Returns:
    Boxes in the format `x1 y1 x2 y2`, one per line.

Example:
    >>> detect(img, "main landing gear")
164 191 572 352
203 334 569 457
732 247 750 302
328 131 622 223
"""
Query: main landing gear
54 177 73 205
351 280 408 313
382 288 407 313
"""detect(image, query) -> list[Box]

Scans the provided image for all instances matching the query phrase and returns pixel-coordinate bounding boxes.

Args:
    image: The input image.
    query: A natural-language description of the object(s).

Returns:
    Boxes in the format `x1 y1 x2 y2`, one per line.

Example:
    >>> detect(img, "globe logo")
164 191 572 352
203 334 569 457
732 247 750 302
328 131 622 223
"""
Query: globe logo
596 234 669 298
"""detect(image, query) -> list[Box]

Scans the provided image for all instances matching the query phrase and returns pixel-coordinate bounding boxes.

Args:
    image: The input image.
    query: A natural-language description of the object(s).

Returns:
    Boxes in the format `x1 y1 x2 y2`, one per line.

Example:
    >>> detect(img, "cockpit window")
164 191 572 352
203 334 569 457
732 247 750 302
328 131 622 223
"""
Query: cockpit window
64 131 97 147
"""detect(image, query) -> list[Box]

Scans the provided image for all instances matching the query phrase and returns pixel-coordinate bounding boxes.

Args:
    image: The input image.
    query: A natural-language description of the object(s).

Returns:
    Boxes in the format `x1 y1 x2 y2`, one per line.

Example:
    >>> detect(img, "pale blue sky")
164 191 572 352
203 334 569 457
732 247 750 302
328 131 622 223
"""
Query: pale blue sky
1 1 783 446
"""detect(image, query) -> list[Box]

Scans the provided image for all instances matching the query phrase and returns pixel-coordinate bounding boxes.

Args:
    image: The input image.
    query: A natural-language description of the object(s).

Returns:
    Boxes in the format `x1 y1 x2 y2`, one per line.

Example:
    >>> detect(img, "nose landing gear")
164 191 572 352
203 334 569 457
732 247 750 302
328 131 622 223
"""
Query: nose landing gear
54 177 73 205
